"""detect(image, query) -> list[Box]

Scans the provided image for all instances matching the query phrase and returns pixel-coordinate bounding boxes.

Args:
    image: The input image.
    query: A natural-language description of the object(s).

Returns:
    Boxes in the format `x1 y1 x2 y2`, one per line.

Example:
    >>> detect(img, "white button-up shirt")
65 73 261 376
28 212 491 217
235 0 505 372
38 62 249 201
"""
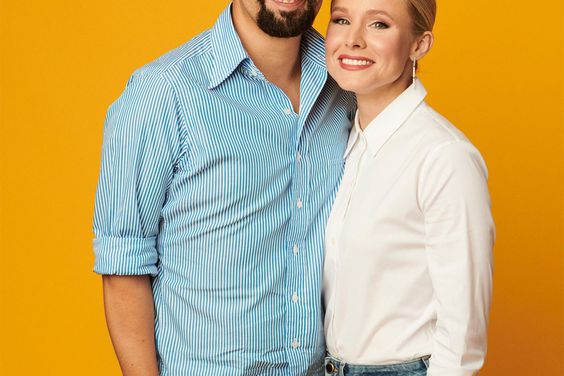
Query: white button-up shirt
323 81 495 376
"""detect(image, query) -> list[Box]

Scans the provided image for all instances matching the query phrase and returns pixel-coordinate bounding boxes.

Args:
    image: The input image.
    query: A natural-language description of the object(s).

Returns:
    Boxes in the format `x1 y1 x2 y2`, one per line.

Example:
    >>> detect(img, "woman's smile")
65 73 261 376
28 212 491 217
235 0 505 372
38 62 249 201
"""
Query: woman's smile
339 55 375 70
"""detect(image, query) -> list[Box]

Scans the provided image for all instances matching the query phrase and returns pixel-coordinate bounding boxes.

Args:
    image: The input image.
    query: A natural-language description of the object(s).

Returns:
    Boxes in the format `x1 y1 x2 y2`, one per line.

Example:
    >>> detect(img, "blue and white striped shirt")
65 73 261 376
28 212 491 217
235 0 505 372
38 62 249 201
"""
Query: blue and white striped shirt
93 5 353 375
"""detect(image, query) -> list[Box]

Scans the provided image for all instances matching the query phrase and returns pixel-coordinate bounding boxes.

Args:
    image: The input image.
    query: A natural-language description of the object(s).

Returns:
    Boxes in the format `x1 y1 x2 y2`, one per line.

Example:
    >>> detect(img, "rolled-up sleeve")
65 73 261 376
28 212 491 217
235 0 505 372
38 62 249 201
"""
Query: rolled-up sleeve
419 140 495 376
93 71 183 276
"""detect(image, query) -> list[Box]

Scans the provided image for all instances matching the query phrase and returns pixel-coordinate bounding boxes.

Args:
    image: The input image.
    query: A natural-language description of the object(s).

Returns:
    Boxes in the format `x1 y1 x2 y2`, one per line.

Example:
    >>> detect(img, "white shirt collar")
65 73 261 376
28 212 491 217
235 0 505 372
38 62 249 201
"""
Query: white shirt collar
344 80 427 158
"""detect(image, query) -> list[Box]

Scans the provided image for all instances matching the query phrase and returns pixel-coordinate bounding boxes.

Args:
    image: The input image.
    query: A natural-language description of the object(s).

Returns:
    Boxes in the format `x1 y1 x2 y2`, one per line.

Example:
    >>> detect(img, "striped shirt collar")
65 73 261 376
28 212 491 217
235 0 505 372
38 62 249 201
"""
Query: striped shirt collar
209 4 327 89
344 80 427 158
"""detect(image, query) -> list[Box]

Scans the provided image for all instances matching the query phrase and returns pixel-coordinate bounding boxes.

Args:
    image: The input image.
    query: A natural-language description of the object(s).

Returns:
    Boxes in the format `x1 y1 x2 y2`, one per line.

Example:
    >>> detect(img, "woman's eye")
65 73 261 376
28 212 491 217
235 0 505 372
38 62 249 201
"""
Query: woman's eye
370 21 389 29
332 18 350 25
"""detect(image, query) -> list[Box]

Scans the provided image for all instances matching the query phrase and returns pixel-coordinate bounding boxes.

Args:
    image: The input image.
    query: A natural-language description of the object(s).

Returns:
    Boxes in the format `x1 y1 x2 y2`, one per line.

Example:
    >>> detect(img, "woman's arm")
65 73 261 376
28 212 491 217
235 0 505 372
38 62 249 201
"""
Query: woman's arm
419 140 495 376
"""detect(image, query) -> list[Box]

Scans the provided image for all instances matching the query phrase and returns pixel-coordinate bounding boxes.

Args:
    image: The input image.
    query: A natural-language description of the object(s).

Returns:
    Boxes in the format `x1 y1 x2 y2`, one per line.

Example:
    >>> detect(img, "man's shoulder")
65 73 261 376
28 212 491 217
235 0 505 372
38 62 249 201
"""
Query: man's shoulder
130 28 214 84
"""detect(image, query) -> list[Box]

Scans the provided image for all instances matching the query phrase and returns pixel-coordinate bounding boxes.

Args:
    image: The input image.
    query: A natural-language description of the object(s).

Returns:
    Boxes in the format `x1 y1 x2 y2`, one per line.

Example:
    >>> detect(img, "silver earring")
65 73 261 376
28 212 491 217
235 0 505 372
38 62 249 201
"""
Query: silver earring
412 58 417 85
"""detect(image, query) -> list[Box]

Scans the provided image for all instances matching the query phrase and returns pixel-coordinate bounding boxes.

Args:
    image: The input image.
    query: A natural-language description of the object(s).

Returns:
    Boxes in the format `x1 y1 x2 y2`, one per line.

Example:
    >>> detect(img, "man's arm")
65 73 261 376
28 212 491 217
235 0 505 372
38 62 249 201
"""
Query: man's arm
103 275 159 376
93 72 182 373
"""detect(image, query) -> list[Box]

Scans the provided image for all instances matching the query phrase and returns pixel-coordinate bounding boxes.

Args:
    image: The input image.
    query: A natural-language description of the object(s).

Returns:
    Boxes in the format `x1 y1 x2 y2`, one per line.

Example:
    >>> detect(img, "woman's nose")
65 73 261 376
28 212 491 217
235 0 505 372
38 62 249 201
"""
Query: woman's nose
345 27 366 49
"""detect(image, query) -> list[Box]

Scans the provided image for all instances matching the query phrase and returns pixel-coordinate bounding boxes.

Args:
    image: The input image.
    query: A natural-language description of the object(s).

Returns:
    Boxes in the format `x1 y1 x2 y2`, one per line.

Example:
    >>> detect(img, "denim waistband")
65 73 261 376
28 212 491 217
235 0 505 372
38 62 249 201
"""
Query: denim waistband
324 354 431 376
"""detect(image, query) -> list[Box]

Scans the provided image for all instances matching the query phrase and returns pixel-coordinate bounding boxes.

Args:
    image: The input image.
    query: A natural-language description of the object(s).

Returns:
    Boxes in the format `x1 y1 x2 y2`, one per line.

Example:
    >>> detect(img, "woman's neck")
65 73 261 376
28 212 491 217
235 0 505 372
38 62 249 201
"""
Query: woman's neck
356 78 411 131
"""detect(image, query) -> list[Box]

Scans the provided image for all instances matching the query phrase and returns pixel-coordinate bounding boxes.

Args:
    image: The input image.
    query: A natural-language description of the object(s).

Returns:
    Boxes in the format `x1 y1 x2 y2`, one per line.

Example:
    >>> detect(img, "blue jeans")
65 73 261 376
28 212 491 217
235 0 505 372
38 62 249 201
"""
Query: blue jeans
324 354 430 376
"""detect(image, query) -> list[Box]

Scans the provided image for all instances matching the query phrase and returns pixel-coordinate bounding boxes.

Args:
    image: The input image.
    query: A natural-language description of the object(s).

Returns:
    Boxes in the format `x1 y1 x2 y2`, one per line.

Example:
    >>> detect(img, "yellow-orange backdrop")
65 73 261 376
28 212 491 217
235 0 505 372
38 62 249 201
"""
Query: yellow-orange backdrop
1 0 562 374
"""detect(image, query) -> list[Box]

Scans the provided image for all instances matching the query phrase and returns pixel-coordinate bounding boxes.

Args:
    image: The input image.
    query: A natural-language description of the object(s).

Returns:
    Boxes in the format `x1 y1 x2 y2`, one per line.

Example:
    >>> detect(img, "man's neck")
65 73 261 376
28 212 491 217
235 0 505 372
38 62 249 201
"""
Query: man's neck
232 3 303 111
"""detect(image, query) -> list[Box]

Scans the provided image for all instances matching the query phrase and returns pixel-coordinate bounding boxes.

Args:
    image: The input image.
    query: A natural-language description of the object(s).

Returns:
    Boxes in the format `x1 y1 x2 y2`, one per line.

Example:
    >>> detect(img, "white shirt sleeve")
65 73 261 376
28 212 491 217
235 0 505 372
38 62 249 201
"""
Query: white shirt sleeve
418 140 495 376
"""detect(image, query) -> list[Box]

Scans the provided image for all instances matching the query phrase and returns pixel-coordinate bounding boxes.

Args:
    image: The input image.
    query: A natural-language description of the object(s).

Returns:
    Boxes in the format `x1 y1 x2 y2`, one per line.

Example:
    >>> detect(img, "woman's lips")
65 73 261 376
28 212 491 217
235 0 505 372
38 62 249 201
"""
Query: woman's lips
338 55 375 70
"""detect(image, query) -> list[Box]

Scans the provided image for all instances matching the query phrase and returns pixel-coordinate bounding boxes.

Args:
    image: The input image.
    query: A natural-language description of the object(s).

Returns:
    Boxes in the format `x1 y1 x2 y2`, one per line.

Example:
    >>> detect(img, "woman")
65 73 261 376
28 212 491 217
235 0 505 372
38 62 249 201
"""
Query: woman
322 0 495 375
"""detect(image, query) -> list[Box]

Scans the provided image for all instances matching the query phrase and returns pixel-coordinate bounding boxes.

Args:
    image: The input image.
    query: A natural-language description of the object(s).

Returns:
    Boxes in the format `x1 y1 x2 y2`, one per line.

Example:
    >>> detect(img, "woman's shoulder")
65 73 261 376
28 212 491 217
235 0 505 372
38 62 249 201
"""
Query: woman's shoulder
410 102 488 176
412 102 472 146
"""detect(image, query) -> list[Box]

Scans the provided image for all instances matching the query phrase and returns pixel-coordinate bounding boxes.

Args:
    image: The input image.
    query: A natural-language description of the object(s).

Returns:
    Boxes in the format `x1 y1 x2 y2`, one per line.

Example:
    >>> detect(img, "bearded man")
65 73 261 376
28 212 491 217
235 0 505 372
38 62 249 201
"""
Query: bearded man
92 1 353 374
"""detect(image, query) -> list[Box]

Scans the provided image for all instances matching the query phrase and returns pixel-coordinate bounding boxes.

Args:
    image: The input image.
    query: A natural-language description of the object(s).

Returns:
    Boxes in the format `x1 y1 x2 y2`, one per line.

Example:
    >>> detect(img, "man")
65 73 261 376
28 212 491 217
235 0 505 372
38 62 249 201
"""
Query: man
93 0 353 374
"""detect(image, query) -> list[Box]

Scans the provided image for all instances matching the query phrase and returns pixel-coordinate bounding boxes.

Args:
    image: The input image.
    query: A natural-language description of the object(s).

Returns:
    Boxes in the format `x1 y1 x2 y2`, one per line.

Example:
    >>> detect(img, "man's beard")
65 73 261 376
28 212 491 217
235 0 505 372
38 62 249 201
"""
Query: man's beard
256 0 318 38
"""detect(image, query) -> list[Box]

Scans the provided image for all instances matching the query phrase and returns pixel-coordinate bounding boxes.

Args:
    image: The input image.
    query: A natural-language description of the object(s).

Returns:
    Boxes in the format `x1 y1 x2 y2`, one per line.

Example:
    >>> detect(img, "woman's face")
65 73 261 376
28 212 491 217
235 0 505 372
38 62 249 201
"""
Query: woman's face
325 0 417 96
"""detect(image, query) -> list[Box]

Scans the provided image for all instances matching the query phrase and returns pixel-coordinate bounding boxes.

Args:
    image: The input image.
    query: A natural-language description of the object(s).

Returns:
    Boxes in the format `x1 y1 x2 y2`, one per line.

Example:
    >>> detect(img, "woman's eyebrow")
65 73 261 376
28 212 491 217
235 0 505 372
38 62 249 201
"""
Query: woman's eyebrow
330 6 395 20
331 6 348 13
365 9 394 19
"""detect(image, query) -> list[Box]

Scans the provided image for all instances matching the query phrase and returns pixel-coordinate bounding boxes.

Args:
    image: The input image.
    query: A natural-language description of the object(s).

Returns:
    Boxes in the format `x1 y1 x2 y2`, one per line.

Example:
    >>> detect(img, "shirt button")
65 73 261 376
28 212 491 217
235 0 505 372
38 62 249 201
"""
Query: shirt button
297 199 303 209
250 69 258 77
293 244 299 255
291 339 300 349
296 151 302 162
283 108 292 115
292 292 299 303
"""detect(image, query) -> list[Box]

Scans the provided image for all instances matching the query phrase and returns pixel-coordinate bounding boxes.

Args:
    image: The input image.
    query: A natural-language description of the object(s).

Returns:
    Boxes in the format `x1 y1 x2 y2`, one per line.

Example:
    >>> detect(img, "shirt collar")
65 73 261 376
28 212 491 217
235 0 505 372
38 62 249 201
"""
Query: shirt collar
344 80 427 158
208 4 327 90
300 28 328 69
208 4 249 89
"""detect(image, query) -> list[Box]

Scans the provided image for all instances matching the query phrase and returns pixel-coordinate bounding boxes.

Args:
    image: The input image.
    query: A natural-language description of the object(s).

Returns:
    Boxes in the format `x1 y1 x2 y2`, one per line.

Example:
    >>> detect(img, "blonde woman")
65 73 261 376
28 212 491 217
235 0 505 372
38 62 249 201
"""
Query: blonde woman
322 0 494 375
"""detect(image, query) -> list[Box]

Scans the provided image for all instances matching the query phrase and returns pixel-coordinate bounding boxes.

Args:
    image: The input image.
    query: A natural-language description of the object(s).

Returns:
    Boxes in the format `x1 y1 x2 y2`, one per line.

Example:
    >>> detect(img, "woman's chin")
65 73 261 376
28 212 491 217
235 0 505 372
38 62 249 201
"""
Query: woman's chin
332 80 363 95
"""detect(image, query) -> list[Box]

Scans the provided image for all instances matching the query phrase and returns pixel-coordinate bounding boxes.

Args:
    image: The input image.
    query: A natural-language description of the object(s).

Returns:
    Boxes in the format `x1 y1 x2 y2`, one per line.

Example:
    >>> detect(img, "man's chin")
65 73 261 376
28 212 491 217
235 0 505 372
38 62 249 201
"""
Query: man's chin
257 0 316 38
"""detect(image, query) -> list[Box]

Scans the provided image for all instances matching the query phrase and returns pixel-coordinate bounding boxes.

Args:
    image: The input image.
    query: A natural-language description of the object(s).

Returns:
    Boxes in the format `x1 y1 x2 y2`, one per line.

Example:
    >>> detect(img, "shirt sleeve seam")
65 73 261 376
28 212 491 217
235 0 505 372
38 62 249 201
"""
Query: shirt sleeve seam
416 139 478 214
159 72 192 174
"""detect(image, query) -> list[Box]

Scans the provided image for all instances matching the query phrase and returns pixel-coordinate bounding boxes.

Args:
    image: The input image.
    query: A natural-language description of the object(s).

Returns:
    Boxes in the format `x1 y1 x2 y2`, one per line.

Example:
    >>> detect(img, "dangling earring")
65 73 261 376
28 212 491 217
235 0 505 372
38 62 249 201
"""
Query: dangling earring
412 57 417 86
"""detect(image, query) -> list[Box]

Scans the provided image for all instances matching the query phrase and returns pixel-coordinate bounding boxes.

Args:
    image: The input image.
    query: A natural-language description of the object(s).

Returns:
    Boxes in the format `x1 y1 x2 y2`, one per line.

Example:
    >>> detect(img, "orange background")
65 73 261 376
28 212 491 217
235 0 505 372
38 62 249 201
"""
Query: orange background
0 0 562 374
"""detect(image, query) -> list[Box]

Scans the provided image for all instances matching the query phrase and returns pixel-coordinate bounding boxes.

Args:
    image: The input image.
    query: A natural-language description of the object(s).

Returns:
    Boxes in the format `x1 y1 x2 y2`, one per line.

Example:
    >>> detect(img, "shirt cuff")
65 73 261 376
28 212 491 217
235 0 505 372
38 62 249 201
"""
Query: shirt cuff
93 236 159 276
427 366 478 376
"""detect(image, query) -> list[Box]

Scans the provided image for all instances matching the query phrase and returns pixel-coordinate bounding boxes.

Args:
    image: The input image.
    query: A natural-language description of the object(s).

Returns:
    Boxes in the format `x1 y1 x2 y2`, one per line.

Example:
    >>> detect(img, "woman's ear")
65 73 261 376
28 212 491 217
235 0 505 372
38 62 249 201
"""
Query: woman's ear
411 31 434 61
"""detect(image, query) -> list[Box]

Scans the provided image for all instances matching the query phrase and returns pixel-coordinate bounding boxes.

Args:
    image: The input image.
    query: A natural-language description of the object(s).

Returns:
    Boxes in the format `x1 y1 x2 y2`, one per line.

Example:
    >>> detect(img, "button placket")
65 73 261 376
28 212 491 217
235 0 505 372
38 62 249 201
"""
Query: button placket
339 138 366 220
286 128 309 354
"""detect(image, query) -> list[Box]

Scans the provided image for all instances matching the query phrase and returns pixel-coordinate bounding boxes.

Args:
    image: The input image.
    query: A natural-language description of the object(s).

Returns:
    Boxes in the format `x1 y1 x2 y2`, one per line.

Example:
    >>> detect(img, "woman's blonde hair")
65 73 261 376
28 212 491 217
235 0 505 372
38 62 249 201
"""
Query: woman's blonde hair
404 0 437 35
